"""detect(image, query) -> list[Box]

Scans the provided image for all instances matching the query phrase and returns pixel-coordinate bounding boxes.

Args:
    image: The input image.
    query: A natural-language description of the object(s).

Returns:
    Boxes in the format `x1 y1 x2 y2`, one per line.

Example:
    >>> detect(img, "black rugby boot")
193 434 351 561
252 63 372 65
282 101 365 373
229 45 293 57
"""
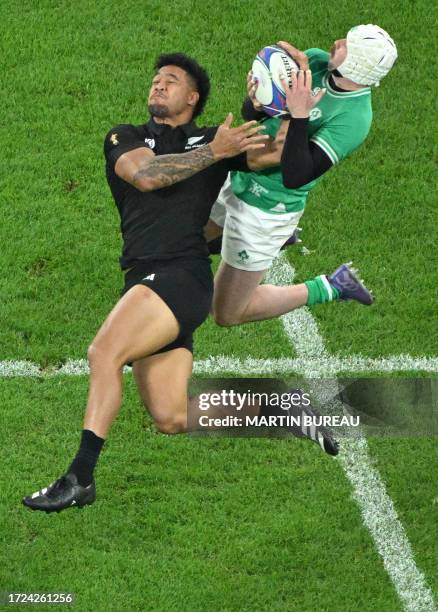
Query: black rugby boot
23 473 96 513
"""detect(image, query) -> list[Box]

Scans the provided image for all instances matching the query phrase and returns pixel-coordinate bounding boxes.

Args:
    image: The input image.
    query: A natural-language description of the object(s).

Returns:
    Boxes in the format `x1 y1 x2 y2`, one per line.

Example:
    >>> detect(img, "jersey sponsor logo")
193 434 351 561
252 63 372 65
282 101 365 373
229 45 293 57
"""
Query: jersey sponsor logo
309 107 322 121
142 273 155 281
249 180 268 197
145 138 156 149
184 135 205 150
110 133 119 145
309 88 323 121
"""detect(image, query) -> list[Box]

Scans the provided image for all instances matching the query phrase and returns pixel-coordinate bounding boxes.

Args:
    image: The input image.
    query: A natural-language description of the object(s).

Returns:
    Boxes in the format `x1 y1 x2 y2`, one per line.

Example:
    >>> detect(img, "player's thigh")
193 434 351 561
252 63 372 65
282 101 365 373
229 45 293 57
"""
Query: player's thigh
213 262 266 319
90 285 180 366
220 195 302 272
133 348 193 431
214 201 302 317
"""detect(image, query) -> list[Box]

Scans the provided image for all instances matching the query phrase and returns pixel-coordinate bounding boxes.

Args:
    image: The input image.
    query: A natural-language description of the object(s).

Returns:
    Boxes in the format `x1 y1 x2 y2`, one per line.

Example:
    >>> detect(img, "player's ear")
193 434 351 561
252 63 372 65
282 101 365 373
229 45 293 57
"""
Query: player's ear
187 90 200 108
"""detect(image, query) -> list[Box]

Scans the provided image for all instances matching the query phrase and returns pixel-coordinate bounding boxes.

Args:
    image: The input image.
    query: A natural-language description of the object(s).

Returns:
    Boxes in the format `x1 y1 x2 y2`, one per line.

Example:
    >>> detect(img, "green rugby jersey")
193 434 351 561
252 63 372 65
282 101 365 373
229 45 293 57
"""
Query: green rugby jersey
231 48 373 213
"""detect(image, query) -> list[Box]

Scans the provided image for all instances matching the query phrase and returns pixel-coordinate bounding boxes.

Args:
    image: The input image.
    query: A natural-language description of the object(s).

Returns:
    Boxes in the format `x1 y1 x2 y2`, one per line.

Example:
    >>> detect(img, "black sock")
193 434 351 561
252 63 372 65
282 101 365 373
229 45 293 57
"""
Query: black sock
68 429 105 487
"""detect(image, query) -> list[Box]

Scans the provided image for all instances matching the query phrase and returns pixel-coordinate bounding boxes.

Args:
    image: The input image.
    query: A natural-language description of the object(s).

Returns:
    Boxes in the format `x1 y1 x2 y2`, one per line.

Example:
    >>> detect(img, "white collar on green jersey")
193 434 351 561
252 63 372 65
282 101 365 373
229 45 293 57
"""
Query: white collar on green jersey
323 74 371 99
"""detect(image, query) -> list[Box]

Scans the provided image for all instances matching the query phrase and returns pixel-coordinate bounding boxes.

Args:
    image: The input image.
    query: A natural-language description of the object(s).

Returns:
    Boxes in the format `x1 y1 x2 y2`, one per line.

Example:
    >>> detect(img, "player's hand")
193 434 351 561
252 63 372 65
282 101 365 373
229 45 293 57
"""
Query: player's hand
247 70 263 111
210 113 269 159
280 70 326 119
276 41 309 71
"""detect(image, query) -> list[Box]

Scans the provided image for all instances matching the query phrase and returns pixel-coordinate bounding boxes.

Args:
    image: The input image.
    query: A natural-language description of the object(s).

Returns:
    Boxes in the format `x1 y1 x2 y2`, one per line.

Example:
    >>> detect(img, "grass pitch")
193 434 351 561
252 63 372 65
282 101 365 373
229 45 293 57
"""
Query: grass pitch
1 0 437 610
1 379 405 611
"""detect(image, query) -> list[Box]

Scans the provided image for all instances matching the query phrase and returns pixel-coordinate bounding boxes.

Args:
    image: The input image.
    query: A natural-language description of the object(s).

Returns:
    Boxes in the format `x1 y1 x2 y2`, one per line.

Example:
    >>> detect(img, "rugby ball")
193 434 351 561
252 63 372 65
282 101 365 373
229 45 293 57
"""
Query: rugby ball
252 45 299 117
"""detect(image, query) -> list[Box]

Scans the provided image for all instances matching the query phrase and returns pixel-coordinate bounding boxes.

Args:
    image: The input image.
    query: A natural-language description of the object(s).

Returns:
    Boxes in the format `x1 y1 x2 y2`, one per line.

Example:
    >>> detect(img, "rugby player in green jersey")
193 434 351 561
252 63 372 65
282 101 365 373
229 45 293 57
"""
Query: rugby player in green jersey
208 25 397 326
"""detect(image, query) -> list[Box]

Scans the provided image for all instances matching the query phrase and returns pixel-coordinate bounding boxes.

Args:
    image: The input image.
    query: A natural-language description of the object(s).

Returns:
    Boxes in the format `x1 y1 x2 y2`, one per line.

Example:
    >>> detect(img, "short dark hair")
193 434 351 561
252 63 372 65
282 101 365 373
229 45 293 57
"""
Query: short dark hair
154 53 210 118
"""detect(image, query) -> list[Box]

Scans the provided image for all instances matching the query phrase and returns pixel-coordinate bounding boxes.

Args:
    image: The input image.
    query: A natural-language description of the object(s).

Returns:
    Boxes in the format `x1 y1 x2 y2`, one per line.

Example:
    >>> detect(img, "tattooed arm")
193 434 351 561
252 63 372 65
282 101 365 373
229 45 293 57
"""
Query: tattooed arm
114 114 268 192
124 145 217 192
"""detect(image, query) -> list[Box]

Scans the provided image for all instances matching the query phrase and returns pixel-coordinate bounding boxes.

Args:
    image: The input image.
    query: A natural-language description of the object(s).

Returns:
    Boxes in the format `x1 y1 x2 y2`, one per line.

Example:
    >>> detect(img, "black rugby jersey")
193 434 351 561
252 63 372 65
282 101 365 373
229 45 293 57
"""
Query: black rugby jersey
104 119 248 270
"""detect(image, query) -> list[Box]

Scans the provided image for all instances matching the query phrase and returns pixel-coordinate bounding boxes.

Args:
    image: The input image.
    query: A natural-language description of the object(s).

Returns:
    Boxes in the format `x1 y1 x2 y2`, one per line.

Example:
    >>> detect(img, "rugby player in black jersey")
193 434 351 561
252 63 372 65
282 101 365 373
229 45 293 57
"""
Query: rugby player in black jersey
23 53 268 513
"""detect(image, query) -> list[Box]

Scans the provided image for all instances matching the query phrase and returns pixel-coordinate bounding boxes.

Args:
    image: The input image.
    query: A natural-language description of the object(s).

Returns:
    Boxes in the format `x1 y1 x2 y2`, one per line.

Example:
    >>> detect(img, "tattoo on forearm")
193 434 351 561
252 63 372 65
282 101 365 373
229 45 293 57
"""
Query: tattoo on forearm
133 144 216 189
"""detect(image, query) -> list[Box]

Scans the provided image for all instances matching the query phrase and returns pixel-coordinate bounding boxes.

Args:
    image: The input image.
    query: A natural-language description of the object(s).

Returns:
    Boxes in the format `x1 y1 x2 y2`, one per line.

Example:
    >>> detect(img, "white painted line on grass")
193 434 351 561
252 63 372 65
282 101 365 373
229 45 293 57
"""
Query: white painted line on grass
267 253 437 612
1 354 437 378
195 355 438 376
0 360 42 377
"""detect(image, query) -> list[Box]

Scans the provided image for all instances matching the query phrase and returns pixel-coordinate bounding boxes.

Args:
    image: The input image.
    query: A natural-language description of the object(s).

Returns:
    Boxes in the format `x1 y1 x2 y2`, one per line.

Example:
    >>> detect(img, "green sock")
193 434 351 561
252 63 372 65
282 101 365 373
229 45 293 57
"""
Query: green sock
305 275 340 306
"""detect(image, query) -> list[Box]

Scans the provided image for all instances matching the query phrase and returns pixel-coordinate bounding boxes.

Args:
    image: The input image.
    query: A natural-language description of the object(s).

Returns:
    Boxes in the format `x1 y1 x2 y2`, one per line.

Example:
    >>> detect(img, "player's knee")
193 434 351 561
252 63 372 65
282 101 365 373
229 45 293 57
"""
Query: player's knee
87 341 120 369
151 405 187 434
87 342 100 366
154 413 187 435
212 307 241 327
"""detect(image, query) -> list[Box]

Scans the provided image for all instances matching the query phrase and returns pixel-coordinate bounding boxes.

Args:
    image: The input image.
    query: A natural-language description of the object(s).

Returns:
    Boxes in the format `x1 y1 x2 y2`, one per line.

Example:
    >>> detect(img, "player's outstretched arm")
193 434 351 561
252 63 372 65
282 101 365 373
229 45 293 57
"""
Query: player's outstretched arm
115 114 268 192
246 120 290 170
277 70 332 188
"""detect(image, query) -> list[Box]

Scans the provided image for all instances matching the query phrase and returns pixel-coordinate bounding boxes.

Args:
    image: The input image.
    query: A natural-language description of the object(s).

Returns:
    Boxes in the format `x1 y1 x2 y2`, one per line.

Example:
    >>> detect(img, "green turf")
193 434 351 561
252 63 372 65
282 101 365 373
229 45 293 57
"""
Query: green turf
1 0 436 362
2 377 403 611
367 437 438 598
1 0 437 609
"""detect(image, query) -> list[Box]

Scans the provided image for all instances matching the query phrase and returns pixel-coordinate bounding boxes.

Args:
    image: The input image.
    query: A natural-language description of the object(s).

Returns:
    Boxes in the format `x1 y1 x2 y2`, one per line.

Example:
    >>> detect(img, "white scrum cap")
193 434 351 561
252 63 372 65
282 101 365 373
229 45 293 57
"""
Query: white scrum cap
337 24 397 86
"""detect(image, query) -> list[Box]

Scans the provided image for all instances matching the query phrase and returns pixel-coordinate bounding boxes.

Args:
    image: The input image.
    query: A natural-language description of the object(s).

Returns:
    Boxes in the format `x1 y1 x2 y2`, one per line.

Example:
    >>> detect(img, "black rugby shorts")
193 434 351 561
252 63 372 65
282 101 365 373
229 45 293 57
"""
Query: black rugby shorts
121 260 213 355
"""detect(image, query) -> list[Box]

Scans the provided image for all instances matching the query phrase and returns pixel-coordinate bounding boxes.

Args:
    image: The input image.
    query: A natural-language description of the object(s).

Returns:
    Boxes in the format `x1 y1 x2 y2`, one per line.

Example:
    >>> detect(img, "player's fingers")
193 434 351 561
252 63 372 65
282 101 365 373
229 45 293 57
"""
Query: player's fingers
290 70 298 91
240 133 269 147
297 70 305 89
244 132 270 142
297 53 309 71
246 123 266 132
276 41 300 57
246 134 270 143
241 142 269 152
243 130 268 144
248 80 258 97
305 69 312 90
237 119 259 132
288 71 298 93
276 41 309 70
223 112 233 128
